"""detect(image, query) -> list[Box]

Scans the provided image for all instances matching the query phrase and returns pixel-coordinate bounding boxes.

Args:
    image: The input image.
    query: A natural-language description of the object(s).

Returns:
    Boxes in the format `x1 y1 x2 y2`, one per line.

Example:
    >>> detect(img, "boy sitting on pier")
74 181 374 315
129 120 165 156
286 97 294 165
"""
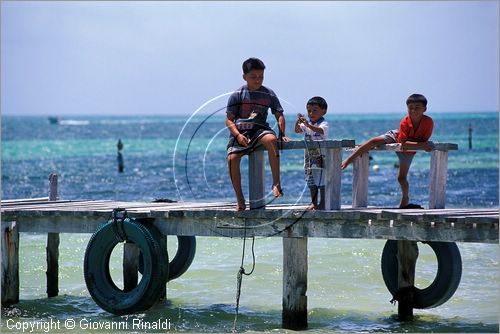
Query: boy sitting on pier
294 96 329 210
341 93 434 208
226 57 290 211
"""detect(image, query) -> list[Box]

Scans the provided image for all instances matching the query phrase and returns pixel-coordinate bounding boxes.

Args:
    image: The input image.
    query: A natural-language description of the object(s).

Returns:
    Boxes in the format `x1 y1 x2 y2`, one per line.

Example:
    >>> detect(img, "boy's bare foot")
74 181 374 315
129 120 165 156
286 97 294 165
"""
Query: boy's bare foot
236 202 246 211
399 196 410 208
306 203 316 210
235 196 246 211
272 184 283 197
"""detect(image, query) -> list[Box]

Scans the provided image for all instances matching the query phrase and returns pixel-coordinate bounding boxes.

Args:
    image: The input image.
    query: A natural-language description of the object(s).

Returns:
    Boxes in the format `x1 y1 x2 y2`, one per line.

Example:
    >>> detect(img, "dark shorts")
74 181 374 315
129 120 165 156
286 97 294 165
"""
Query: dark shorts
227 128 276 155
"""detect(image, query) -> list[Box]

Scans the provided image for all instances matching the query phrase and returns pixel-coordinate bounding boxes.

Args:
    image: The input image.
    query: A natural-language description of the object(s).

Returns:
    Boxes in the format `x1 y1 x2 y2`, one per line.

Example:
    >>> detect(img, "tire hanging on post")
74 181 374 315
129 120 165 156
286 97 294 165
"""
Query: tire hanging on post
84 215 168 315
138 235 196 281
168 236 196 281
381 240 462 309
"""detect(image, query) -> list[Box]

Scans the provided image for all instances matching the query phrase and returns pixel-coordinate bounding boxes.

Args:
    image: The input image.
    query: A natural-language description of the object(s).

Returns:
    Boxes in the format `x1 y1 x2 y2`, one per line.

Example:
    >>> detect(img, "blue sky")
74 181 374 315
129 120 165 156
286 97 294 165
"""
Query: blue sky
1 1 498 116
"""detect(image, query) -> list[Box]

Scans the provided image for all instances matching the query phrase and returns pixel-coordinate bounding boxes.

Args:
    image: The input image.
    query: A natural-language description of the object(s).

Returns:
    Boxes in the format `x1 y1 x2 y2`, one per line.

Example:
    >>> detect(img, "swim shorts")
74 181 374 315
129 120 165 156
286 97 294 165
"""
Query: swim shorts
383 129 414 167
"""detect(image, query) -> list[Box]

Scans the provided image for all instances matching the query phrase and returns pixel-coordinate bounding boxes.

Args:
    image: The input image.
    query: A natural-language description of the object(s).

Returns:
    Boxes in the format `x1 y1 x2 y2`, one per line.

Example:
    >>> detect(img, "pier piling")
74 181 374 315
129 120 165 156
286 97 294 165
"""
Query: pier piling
123 242 140 291
396 240 419 320
282 236 308 330
46 233 59 297
1 221 19 306
46 173 59 297
468 124 472 149
117 139 124 173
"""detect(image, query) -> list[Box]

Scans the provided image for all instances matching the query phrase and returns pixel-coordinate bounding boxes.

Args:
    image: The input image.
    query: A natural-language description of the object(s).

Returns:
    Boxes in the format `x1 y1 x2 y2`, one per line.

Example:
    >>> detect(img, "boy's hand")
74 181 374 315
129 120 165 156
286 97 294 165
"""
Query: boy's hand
296 113 307 125
422 141 434 152
279 136 291 142
236 133 249 146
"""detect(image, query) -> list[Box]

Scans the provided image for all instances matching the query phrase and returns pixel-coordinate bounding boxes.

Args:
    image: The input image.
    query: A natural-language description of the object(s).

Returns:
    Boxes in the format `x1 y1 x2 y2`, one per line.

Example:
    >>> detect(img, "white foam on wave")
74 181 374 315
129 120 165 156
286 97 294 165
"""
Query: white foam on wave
59 120 90 126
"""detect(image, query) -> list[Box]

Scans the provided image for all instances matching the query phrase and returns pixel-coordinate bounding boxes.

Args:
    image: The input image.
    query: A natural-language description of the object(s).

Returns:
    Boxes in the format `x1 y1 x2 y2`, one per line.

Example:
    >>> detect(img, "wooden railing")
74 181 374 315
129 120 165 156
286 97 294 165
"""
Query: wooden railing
250 140 458 210
250 140 355 209
351 142 458 209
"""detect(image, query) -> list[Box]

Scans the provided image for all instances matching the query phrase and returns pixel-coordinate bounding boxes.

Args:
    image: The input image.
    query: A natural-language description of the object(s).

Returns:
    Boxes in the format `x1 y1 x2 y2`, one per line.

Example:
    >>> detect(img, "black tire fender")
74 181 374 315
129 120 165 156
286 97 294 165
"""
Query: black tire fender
84 219 168 315
168 236 196 281
381 240 462 309
138 235 196 281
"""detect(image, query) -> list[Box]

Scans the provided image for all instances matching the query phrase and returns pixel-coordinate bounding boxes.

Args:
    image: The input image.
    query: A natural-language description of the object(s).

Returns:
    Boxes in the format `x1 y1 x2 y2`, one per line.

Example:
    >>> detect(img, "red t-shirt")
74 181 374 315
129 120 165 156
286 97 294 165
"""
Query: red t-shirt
398 115 434 155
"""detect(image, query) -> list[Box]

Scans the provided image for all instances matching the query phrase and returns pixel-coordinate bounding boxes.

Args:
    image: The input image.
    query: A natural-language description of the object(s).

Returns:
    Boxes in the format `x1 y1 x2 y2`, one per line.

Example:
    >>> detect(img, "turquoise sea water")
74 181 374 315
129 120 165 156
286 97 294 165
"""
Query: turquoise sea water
1 112 499 332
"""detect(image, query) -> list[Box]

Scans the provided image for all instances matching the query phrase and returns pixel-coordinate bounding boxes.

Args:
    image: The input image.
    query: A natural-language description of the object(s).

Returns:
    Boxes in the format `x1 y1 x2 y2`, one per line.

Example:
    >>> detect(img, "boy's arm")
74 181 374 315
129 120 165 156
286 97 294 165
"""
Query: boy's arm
294 118 303 133
275 112 290 141
401 140 434 152
300 120 324 135
226 113 249 146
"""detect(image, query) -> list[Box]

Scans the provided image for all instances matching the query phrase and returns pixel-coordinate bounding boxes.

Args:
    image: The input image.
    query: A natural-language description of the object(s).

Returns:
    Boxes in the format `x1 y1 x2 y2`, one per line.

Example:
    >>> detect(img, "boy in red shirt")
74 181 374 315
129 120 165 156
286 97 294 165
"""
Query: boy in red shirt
341 94 434 208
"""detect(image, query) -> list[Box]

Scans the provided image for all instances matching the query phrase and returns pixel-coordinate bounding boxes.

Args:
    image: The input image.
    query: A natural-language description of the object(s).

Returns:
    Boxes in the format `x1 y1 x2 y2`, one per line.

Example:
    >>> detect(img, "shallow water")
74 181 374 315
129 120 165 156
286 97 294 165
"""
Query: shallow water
1 112 498 332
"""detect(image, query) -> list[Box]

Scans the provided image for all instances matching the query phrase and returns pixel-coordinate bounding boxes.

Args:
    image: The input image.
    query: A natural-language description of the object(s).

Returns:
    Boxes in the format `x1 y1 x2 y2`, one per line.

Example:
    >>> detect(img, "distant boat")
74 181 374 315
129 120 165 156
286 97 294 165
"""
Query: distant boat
48 116 60 124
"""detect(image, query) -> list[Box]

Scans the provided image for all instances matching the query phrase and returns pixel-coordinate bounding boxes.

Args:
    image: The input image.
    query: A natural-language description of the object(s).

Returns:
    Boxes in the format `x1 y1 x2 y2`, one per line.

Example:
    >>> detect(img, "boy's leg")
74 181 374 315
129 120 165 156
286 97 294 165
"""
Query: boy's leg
227 152 246 210
259 133 283 197
396 155 413 208
318 187 326 210
308 186 318 210
342 136 386 169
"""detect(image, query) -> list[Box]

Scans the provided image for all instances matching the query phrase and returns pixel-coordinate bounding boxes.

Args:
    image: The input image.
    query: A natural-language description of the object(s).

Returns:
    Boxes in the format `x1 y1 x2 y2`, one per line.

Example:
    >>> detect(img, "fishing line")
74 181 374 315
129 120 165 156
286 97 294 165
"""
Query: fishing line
232 220 256 333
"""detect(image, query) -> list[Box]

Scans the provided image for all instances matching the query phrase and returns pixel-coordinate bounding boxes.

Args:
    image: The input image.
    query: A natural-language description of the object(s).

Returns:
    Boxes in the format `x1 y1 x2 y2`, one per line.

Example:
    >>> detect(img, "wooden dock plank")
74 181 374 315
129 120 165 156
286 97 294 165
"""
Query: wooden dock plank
380 209 499 223
0 200 114 210
0 197 50 205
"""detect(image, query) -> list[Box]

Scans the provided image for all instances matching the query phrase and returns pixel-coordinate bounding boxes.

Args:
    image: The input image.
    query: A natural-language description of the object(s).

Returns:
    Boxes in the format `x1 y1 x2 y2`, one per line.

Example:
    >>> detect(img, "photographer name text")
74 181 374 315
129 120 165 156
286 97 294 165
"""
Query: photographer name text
6 318 172 332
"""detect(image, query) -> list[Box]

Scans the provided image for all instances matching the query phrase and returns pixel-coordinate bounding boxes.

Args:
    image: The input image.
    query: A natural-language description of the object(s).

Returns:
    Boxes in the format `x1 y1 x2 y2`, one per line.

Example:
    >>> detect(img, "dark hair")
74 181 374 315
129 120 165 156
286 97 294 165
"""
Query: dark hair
406 93 427 107
242 58 266 74
307 96 328 111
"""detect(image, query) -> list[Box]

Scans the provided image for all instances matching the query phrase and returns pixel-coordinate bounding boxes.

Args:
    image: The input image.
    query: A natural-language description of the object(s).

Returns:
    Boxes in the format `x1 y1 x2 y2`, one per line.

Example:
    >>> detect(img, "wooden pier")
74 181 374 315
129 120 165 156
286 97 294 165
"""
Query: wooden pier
1 140 498 330
1 199 497 241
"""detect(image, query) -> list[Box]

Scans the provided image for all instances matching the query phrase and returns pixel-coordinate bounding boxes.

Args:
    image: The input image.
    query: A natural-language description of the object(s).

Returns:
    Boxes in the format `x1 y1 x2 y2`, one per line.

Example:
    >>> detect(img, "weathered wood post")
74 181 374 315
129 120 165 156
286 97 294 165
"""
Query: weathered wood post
123 242 140 291
1 221 19 306
324 145 343 210
248 151 265 209
159 234 167 300
282 236 308 330
352 153 369 208
46 173 59 297
396 240 419 320
468 124 472 149
117 139 124 173
429 149 449 209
